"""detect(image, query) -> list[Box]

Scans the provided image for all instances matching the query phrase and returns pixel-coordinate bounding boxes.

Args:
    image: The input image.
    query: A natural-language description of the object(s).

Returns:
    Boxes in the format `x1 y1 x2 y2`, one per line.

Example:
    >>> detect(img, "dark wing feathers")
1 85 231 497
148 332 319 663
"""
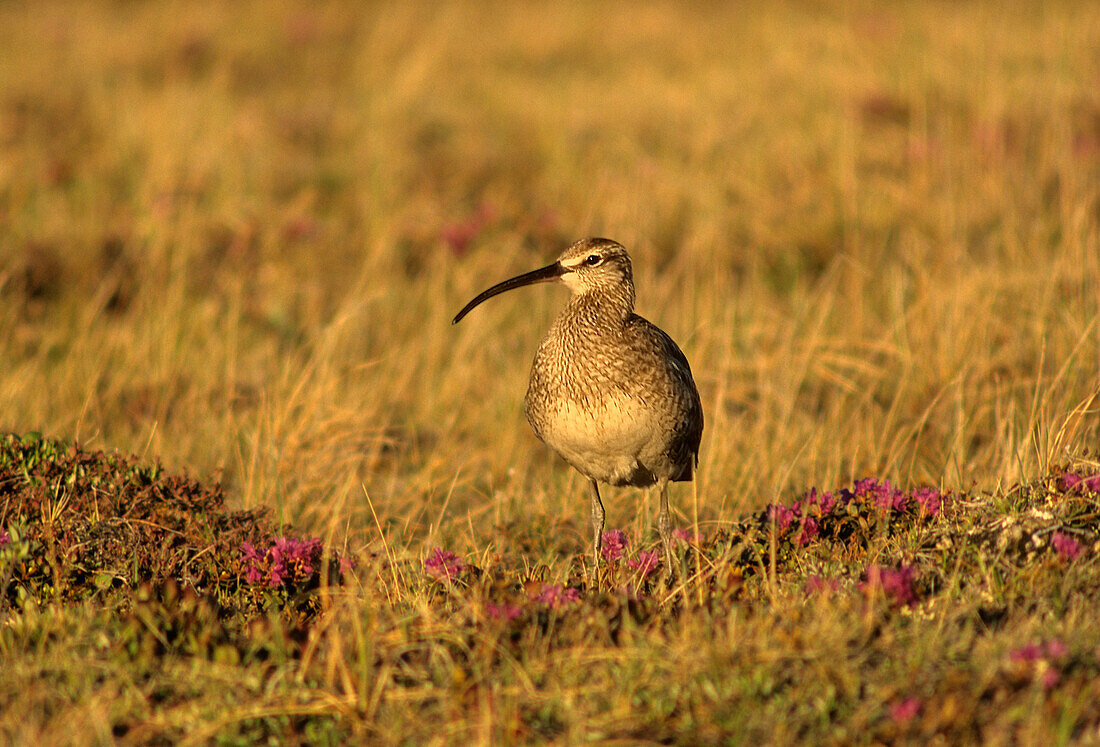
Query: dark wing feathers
628 315 704 480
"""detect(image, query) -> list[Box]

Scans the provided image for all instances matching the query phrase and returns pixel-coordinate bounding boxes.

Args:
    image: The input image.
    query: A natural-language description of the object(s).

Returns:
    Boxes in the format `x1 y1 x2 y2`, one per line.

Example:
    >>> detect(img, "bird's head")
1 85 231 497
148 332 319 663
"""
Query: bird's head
555 237 633 296
452 237 635 324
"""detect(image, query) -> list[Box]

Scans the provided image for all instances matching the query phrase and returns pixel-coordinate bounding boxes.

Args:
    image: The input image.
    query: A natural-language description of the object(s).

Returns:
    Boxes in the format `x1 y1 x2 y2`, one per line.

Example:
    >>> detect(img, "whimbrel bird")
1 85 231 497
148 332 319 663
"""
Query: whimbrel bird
452 238 703 581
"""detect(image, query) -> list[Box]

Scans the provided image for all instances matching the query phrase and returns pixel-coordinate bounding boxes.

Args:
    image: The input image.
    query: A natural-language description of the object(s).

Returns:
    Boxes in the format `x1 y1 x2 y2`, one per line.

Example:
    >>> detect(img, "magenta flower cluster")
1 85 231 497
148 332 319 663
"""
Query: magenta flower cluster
852 478 943 516
1061 472 1100 494
0 528 9 546
241 536 323 587
601 529 628 561
424 548 467 581
628 550 660 578
766 479 945 547
1010 639 1066 664
599 530 663 577
672 528 702 543
440 201 496 257
767 501 819 546
910 487 943 516
1051 531 1084 561
484 586 583 620
889 696 922 724
536 584 581 609
485 602 523 621
768 503 797 532
1009 639 1067 689
859 563 919 607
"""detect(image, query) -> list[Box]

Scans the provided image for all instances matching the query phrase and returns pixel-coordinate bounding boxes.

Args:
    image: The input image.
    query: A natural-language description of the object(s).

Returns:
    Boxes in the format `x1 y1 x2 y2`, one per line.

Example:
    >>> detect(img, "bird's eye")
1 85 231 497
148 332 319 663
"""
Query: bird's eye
584 254 602 266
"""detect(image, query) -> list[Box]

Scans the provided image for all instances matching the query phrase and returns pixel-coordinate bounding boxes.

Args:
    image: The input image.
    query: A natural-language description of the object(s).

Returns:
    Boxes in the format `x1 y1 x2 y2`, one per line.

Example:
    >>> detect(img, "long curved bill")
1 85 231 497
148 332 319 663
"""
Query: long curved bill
452 262 567 324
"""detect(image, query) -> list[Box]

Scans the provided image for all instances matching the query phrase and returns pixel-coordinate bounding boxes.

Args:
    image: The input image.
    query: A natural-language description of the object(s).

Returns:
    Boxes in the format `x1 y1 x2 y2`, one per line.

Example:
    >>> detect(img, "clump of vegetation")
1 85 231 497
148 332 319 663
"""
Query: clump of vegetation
0 433 346 624
420 465 1100 614
2 432 1100 741
406 466 1100 742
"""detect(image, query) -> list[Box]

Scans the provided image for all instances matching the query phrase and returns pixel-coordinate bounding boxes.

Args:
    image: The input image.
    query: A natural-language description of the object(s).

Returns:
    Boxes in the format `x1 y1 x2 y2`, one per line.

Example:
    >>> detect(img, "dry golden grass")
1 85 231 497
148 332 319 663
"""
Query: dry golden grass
1 0 1099 741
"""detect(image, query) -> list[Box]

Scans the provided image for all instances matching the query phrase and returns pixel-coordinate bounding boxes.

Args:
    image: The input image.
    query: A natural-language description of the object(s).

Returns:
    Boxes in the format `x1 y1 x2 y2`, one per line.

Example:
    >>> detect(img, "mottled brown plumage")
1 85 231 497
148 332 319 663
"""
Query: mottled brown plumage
452 238 703 581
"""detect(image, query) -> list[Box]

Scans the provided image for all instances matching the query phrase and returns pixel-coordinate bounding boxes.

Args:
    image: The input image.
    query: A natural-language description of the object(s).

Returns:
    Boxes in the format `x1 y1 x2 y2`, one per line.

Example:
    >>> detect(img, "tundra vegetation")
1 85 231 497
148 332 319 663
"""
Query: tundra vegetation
1 1 1098 742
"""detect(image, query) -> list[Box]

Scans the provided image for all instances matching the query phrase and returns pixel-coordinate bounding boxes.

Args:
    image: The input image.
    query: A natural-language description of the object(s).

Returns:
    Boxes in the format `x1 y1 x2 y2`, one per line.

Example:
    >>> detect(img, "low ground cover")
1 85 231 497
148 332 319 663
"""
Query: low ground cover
3 434 1099 741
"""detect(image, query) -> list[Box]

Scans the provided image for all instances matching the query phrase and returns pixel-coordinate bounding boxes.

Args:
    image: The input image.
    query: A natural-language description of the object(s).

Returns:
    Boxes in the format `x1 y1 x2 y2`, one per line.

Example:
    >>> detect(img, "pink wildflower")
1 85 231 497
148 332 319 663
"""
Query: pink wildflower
768 503 797 532
424 548 466 581
1010 640 1068 663
269 536 322 587
440 202 496 257
240 542 264 583
859 564 919 607
240 536 323 587
878 484 908 512
485 603 523 621
627 550 660 578
1009 643 1044 664
796 517 820 546
536 584 581 609
853 478 881 496
672 528 701 543
853 478 908 512
601 529 628 562
1051 532 1083 560
1062 473 1100 493
0 528 10 546
240 543 265 585
1009 640 1067 690
912 487 943 517
1044 639 1068 660
281 216 318 242
889 697 921 724
803 488 836 514
441 223 478 257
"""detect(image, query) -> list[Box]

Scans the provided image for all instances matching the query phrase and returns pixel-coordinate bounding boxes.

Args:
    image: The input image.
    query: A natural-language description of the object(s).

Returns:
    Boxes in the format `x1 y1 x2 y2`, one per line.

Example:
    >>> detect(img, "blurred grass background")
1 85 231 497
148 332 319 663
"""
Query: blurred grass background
3 2 1100 742
1 0 1097 559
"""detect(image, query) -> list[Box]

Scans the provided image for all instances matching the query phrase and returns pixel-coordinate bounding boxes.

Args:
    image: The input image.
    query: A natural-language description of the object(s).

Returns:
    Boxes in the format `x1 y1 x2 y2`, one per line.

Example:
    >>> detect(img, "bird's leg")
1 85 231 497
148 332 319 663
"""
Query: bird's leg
589 480 605 587
657 478 674 581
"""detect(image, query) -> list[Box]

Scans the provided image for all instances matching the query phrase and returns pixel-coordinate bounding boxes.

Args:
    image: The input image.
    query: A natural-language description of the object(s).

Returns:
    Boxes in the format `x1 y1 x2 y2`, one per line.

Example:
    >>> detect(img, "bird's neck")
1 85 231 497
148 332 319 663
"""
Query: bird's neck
564 285 635 327
536 284 637 389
